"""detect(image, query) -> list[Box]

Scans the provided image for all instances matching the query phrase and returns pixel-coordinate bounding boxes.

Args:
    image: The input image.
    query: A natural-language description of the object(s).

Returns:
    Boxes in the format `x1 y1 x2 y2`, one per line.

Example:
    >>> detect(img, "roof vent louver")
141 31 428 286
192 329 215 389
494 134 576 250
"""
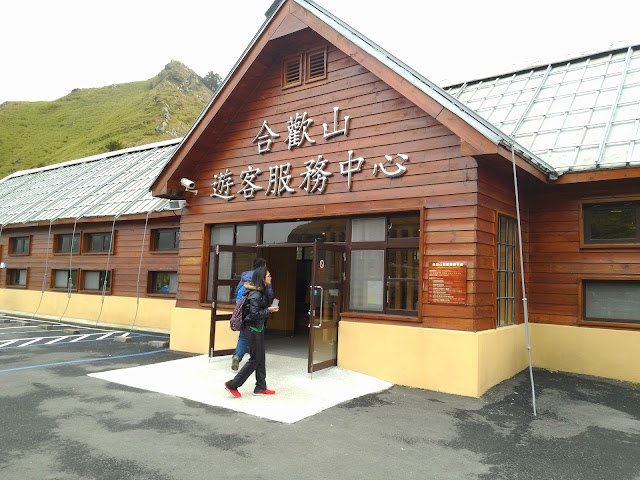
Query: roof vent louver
307 48 327 82
283 54 302 88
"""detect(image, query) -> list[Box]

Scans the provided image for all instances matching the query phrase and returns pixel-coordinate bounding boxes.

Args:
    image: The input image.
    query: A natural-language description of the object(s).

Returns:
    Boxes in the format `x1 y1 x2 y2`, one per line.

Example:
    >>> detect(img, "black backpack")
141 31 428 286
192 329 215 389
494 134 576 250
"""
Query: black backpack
229 295 247 331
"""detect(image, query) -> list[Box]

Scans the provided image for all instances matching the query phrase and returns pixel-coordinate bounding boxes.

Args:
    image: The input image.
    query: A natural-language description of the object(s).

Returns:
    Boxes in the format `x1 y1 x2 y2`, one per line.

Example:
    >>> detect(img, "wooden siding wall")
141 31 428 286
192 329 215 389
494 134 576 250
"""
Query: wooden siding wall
176 29 489 332
528 179 640 327
423 157 526 332
475 159 528 331
0 216 179 297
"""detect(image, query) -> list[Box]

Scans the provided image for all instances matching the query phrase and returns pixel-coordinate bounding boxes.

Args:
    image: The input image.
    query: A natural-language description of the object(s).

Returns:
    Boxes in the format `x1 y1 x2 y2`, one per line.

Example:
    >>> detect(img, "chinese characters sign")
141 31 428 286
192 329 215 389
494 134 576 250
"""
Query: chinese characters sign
210 106 409 201
428 262 467 305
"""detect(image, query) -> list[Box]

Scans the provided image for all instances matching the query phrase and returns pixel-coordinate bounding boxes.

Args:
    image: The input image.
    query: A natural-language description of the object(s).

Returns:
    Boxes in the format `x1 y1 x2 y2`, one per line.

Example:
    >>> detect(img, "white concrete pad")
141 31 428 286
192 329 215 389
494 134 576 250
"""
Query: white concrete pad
89 354 392 424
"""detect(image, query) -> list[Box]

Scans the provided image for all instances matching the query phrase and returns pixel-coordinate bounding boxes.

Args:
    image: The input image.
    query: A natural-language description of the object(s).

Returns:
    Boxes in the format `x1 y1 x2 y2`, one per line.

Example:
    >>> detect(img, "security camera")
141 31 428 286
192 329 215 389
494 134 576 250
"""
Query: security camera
181 178 196 190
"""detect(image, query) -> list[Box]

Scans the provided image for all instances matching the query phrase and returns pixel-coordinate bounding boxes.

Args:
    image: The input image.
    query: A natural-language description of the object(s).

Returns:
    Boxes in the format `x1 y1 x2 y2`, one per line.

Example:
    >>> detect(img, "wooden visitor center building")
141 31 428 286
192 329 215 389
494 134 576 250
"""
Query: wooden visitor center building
1 0 639 397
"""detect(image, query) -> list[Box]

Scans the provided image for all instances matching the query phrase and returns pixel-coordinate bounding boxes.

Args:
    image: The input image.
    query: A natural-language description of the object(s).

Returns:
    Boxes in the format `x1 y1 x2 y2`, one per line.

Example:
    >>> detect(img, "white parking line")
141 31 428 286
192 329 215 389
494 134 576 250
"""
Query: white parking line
96 331 119 340
18 338 44 347
69 334 91 343
0 326 40 331
0 331 128 348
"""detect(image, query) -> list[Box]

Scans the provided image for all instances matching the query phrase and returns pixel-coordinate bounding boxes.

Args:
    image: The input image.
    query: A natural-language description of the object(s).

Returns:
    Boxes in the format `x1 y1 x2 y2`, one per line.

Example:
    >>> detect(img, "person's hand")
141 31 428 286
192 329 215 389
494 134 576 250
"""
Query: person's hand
268 306 279 313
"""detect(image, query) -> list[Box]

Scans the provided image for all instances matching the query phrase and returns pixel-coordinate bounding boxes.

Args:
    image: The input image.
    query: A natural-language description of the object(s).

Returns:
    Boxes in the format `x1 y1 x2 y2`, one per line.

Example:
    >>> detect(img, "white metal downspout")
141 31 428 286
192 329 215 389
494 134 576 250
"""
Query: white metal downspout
32 220 54 318
511 145 537 416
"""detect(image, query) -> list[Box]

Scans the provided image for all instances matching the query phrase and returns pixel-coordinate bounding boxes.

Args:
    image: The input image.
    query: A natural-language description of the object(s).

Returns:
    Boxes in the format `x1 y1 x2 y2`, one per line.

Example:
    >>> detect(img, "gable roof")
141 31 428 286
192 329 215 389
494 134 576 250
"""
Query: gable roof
447 45 640 176
150 0 557 197
0 139 181 227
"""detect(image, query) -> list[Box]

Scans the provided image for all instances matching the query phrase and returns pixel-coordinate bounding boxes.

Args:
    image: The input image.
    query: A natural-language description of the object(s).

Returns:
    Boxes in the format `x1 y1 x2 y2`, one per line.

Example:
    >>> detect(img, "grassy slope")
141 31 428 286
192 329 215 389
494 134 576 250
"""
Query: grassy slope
0 61 212 178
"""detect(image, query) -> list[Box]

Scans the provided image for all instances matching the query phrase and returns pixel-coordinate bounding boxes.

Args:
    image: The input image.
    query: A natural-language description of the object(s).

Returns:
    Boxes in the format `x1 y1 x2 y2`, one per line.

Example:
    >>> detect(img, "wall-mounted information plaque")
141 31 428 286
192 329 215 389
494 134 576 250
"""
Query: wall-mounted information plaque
428 262 467 305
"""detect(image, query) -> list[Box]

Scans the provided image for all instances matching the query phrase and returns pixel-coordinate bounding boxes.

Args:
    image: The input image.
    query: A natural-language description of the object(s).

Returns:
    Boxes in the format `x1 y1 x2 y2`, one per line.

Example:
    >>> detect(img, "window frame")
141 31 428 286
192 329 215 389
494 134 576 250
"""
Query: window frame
496 214 517 327
9 236 30 256
151 228 180 252
79 269 112 294
579 276 640 329
348 214 420 316
84 232 113 254
206 223 259 304
51 269 79 291
54 233 80 254
6 268 27 288
148 271 178 296
581 198 640 247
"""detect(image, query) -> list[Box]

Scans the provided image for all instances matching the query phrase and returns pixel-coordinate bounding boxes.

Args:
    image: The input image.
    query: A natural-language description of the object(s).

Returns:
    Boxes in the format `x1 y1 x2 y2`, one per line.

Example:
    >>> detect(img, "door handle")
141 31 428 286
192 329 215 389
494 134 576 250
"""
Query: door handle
312 285 323 328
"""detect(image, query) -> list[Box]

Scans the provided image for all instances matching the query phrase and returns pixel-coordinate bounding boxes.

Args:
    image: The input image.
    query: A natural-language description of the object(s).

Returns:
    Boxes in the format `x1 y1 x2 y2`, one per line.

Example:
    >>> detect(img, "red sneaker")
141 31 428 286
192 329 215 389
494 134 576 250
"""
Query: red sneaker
253 388 276 396
224 383 241 398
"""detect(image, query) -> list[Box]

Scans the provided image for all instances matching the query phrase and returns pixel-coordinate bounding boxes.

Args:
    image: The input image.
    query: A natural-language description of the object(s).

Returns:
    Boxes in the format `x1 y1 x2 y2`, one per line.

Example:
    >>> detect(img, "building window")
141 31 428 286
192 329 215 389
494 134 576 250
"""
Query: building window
497 215 517 327
152 229 180 251
55 234 80 254
583 280 640 325
7 268 27 287
86 232 112 253
584 201 640 244
306 47 327 83
9 236 30 255
82 270 112 293
149 271 178 294
349 214 420 314
52 269 78 290
282 54 303 89
207 224 259 303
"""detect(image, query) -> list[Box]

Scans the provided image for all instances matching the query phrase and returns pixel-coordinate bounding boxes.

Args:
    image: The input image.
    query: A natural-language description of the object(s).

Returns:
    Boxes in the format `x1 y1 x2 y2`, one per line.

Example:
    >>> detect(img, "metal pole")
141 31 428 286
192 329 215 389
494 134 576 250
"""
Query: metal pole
511 145 537 416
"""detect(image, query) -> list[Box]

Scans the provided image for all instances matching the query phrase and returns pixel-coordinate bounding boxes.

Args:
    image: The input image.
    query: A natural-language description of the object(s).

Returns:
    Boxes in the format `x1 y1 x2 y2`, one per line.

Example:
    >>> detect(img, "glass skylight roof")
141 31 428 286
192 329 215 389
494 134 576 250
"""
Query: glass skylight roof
447 45 640 174
0 141 180 226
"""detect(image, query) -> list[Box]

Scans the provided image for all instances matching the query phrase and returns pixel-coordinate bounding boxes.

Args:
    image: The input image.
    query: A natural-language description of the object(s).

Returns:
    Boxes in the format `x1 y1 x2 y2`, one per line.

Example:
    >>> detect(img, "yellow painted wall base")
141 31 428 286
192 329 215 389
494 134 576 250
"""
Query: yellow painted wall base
11 284 636 396
337 321 528 397
169 307 236 355
0 288 174 332
531 323 640 383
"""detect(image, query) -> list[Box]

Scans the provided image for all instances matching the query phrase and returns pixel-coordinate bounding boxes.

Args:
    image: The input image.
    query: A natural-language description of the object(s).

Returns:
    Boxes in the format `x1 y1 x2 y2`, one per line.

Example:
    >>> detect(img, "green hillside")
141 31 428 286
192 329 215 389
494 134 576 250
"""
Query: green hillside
0 60 214 178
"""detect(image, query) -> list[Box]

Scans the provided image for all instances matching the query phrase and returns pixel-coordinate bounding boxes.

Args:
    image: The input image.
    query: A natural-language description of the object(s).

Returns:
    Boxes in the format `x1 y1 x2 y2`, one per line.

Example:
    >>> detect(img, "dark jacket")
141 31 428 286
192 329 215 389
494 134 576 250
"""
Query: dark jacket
242 284 270 330
235 270 274 302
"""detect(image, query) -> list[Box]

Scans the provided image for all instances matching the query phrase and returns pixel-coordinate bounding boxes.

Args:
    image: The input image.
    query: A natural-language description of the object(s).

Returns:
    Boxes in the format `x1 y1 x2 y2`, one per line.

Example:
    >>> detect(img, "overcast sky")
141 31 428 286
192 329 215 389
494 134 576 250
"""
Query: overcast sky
2 0 639 104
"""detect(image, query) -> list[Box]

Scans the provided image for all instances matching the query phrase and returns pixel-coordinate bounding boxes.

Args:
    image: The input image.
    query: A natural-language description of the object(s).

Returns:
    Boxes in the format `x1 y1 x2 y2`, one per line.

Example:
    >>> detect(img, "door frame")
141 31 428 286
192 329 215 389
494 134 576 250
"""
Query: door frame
208 244 258 357
308 240 345 373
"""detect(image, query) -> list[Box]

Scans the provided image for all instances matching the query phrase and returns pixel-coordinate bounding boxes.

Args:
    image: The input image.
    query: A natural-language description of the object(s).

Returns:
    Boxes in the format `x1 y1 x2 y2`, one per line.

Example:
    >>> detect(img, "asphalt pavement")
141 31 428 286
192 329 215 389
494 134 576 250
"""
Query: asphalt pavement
1 313 639 480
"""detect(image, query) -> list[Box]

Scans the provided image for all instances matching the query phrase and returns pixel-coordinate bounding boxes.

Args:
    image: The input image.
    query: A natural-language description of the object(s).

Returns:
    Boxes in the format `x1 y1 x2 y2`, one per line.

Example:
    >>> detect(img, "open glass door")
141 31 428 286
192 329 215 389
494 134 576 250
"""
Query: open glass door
308 240 345 373
209 244 257 357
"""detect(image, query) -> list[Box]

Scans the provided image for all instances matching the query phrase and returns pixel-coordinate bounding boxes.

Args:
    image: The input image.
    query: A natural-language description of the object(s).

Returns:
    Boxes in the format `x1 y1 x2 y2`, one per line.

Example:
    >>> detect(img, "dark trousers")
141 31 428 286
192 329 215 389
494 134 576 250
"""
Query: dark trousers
227 326 266 391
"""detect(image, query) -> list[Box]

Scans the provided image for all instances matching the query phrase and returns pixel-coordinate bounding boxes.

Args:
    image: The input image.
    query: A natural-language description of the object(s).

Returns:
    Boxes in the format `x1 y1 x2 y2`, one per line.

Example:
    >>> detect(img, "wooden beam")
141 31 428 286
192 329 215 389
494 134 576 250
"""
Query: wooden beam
554 167 640 184
496 144 549 183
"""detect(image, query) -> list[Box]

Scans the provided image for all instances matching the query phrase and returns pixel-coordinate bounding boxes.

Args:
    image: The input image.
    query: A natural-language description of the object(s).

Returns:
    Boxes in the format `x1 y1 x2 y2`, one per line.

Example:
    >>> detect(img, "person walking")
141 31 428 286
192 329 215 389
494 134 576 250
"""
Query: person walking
231 258 274 371
225 267 279 397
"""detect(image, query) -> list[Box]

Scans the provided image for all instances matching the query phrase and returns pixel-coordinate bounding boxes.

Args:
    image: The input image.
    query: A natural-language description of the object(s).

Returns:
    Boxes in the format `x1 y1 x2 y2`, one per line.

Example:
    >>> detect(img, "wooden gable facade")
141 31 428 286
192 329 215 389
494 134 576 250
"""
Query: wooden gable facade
151 0 556 396
151 0 640 396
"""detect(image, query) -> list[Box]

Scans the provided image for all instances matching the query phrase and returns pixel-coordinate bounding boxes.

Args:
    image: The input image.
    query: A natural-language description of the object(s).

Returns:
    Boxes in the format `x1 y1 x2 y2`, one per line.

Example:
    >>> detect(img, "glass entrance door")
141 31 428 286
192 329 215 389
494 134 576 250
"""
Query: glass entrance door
308 240 344 372
209 244 257 357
